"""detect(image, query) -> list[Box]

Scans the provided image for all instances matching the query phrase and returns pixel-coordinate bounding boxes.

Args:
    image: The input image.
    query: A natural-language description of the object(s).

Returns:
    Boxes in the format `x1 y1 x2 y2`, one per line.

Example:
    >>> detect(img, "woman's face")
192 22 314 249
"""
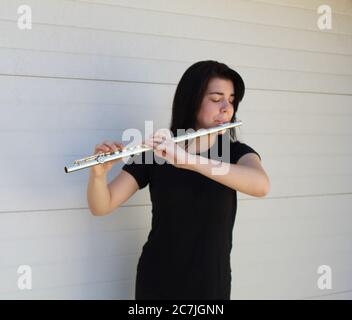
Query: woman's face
196 77 235 130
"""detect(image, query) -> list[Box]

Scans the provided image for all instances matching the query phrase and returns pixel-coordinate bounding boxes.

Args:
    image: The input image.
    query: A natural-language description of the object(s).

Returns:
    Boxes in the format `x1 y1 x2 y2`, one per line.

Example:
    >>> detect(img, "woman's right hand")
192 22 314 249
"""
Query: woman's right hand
90 140 126 177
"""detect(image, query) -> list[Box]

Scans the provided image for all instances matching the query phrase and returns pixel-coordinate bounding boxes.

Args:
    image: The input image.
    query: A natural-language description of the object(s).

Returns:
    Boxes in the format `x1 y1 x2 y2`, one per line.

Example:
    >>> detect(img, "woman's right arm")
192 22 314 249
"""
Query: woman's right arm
87 171 111 216
86 140 139 216
87 169 139 216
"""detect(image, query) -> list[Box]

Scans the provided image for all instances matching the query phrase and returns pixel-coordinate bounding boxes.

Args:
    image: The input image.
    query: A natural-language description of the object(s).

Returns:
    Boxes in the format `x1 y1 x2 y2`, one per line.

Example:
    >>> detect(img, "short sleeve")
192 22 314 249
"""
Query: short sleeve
121 151 151 190
231 141 262 164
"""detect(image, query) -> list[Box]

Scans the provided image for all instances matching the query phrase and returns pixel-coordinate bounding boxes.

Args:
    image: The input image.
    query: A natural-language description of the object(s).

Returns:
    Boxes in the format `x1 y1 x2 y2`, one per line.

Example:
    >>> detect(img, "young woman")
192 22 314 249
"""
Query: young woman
87 60 270 300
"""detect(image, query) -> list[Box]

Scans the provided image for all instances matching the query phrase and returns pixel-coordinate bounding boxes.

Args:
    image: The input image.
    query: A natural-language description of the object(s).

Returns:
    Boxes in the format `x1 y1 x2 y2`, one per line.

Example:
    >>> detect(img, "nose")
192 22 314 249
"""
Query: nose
220 100 231 112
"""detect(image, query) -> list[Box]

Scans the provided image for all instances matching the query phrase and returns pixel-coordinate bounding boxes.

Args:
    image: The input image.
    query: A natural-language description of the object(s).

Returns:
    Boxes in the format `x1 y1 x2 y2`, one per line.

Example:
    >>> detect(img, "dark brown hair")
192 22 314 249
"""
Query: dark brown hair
169 60 245 143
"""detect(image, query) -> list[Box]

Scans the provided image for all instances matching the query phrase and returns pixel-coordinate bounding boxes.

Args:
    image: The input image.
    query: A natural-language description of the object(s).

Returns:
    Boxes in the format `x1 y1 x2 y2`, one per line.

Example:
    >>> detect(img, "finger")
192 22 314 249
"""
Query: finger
102 140 112 145
155 142 166 151
153 140 165 148
114 142 125 151
155 148 167 158
152 137 165 143
153 134 167 141
108 143 119 152
95 144 106 153
117 143 125 149
103 143 116 152
145 137 162 147
103 141 118 152
154 129 171 138
143 139 154 147
102 143 111 150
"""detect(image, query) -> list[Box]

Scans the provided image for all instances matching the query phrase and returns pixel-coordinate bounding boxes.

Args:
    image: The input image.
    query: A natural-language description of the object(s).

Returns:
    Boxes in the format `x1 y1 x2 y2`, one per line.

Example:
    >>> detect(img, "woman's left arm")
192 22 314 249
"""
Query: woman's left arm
145 133 270 197
185 153 271 197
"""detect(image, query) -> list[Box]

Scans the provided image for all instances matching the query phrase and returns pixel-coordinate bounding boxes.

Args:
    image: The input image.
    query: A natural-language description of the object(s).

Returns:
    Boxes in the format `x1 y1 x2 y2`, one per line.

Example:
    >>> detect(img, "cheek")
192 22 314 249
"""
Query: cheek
197 102 219 124
201 102 218 115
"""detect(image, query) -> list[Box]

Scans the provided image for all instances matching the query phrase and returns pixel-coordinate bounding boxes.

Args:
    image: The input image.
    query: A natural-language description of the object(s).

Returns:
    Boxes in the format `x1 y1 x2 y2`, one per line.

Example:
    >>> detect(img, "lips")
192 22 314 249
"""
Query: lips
215 120 229 125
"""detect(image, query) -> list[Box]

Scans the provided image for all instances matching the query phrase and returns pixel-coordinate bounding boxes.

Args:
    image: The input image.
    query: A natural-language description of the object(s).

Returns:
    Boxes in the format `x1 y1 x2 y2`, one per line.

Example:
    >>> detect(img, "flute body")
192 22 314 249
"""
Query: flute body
64 120 242 173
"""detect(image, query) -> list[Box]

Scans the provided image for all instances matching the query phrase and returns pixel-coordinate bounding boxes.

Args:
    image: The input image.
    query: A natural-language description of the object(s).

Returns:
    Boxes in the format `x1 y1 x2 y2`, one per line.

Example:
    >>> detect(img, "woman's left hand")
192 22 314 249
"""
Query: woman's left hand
144 129 196 169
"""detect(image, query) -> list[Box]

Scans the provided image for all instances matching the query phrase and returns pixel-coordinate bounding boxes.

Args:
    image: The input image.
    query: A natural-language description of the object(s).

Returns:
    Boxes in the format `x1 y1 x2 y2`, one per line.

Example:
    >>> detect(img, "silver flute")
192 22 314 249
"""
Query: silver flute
64 120 242 173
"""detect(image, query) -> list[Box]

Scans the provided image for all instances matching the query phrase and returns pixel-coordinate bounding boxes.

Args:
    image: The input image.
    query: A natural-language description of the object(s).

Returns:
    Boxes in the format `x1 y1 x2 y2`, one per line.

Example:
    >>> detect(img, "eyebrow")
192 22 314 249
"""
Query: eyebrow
208 92 235 96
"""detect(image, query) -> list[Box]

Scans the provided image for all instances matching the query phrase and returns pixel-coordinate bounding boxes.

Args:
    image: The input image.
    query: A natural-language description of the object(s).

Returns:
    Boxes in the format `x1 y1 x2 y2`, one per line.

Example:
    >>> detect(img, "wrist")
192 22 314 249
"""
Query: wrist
182 153 199 172
90 170 108 180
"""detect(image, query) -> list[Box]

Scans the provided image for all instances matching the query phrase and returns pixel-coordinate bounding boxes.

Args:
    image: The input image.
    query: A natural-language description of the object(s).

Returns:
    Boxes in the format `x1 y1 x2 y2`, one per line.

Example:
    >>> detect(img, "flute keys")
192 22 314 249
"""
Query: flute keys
96 155 106 164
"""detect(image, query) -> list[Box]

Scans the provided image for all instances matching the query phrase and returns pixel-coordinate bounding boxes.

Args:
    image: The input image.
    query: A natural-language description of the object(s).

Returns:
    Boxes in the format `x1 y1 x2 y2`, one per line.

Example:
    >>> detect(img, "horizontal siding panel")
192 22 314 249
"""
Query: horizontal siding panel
0 228 149 267
0 279 134 299
1 23 352 77
0 255 138 295
1 0 351 55
0 103 171 132
254 0 352 16
0 207 151 241
0 179 152 212
265 155 352 177
232 263 352 299
0 130 159 158
1 36 352 80
243 68 352 94
244 113 352 135
74 0 352 35
237 193 352 222
1 50 352 93
251 134 352 157
0 74 351 114
305 291 352 300
272 175 352 197
234 197 352 245
233 236 352 267
1 48 352 82
243 90 352 116
0 74 175 106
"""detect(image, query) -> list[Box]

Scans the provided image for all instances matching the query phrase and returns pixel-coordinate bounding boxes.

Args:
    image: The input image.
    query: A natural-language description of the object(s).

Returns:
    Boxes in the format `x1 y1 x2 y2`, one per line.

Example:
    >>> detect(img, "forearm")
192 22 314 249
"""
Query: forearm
87 171 112 216
186 155 270 197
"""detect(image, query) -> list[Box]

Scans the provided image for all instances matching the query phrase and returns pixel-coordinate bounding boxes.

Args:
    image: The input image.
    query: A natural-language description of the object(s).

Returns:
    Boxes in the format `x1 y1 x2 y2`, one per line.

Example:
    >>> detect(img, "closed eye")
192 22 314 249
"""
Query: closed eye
211 98 234 104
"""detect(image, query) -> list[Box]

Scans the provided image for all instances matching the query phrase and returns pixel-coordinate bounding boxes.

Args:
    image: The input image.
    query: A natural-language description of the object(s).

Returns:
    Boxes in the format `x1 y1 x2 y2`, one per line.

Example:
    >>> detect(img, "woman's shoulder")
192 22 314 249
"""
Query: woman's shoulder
229 139 262 163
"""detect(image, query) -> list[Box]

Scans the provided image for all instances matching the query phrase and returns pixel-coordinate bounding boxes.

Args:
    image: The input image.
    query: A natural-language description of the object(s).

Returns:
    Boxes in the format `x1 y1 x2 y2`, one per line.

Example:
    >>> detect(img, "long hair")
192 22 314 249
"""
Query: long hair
169 60 245 145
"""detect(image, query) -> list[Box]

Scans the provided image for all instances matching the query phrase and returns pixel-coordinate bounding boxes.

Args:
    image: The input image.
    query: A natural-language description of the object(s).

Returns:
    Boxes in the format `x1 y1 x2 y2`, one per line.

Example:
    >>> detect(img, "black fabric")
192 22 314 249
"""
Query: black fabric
122 134 261 300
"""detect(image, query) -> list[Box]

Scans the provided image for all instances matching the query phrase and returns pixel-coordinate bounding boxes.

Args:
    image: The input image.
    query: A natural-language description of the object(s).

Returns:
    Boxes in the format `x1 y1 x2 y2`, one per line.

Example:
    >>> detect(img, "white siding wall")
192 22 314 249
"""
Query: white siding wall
0 0 351 299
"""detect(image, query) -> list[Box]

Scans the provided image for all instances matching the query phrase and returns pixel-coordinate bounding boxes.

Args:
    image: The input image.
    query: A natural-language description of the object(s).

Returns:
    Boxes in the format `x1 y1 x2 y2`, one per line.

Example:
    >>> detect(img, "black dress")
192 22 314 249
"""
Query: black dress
122 133 261 300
